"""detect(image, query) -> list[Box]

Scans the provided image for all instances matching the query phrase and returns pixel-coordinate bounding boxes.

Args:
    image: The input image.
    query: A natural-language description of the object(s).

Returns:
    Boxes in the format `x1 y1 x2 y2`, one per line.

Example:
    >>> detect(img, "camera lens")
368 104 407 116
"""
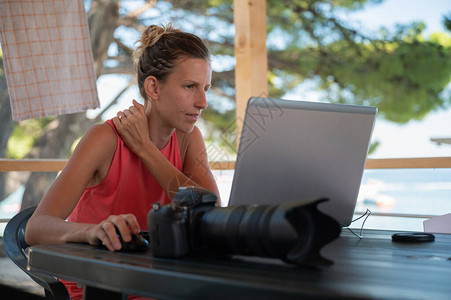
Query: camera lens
200 204 298 258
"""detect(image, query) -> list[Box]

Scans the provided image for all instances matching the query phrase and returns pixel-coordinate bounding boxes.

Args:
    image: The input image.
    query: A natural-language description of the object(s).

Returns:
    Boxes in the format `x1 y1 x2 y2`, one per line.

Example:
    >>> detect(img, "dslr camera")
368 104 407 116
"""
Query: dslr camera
147 187 341 267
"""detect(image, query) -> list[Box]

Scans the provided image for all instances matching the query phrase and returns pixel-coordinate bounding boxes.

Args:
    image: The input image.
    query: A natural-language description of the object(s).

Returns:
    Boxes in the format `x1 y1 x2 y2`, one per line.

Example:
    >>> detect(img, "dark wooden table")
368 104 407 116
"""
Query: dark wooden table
27 230 451 299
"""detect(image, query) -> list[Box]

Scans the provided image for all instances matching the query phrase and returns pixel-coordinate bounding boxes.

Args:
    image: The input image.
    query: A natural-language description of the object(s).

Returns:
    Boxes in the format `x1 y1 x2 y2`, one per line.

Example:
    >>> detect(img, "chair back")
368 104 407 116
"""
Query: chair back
4 206 70 300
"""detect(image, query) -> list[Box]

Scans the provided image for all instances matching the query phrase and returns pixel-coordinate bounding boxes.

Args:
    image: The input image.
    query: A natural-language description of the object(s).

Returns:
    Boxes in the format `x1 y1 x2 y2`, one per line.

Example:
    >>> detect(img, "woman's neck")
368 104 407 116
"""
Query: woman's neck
147 109 175 150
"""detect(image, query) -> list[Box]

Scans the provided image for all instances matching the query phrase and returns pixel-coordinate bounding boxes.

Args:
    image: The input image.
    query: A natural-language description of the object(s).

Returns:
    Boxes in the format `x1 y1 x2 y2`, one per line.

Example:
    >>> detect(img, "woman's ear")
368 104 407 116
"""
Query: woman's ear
144 76 159 101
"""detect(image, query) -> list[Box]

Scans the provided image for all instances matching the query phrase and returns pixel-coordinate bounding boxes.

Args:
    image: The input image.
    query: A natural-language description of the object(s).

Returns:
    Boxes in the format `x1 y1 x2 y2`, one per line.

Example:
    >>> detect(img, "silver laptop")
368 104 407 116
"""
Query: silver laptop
228 97 377 226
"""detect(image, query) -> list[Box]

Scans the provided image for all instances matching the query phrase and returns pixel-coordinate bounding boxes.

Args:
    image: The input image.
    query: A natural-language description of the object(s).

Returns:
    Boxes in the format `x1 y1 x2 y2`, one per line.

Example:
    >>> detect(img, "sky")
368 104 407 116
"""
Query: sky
90 0 451 159
346 0 449 37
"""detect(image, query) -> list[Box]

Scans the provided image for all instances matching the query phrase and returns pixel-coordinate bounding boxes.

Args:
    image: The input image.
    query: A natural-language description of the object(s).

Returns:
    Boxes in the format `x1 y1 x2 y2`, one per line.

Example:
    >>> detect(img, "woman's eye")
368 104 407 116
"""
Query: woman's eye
185 84 195 90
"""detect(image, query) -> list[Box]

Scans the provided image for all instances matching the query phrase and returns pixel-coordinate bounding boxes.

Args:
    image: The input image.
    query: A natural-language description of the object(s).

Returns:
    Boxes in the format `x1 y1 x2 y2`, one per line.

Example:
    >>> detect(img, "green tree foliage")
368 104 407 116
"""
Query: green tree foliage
444 14 451 31
162 0 451 132
319 37 451 123
6 118 55 159
262 1 451 124
318 37 451 123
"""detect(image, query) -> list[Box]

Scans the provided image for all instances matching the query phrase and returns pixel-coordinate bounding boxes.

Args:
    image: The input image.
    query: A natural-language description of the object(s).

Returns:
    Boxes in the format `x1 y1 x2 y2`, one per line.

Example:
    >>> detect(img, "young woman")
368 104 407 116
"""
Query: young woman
25 23 220 299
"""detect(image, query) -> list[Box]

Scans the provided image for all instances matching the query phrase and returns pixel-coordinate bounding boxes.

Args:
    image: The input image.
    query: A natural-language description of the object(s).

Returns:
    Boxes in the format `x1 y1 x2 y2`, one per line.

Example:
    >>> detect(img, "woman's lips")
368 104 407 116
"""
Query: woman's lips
186 113 199 121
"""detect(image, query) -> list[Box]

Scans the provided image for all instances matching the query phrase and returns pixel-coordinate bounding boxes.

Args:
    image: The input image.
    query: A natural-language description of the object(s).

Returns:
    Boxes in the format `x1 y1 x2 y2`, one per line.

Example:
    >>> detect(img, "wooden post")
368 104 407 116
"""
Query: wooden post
233 0 268 147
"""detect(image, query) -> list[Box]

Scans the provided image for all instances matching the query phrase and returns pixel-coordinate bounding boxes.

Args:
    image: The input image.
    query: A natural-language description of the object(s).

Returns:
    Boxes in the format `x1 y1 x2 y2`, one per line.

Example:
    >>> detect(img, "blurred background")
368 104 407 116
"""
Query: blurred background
1 0 451 232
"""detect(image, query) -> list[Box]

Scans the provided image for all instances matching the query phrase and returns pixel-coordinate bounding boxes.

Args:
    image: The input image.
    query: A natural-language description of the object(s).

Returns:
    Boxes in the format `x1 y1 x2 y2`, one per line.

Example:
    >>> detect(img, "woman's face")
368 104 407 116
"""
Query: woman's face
153 57 212 133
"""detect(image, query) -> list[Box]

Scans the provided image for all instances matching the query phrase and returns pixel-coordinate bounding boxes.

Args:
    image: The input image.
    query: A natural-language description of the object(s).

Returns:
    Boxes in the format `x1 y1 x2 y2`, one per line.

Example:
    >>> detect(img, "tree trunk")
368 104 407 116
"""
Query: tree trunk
20 0 121 210
21 112 95 209
88 0 120 76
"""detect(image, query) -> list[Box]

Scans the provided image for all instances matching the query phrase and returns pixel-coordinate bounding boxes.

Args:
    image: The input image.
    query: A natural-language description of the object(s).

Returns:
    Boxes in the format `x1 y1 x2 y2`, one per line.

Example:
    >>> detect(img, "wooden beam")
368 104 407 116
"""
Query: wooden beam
365 157 451 169
0 159 67 172
233 0 268 147
1 157 451 172
212 157 451 171
208 161 235 170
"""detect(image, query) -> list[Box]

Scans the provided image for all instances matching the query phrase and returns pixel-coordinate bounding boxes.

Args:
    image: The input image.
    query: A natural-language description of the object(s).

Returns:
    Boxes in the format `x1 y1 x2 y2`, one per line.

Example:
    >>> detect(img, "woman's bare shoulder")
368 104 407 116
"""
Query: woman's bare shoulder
176 126 203 166
84 123 117 145
176 126 202 142
71 123 117 163
64 123 118 186
176 126 203 148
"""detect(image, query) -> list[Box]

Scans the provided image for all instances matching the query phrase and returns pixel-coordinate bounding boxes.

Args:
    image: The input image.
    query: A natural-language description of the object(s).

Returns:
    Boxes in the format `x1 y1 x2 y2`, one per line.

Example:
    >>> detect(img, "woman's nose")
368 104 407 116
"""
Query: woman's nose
195 90 208 109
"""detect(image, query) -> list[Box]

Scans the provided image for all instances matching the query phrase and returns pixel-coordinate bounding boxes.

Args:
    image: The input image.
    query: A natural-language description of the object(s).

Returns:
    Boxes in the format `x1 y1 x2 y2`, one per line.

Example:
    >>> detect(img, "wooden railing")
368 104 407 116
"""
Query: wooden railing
1 157 451 172
364 157 451 169
0 159 68 172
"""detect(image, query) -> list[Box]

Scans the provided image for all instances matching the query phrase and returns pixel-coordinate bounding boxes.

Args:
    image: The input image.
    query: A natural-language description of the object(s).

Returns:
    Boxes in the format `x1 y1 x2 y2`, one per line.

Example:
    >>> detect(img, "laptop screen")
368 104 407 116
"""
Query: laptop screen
228 97 377 226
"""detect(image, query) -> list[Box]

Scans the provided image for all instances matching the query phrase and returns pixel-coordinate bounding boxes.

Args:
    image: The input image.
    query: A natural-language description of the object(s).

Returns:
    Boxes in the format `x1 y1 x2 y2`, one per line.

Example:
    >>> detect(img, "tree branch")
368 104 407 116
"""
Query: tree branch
96 78 136 121
125 0 157 19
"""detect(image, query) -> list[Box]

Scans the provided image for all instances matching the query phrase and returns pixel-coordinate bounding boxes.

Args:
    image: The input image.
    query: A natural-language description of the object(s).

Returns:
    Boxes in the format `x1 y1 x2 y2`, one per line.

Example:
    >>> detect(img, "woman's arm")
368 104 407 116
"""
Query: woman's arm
114 101 220 202
25 124 141 251
180 126 221 203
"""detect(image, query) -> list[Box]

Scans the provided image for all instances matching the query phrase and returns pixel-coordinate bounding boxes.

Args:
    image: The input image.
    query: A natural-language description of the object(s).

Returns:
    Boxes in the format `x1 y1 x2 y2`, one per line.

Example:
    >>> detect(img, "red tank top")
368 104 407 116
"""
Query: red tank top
67 119 183 229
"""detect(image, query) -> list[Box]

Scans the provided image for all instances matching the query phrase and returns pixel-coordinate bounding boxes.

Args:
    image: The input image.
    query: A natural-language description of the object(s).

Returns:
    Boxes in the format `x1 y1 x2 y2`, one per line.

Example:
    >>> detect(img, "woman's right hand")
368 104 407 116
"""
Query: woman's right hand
86 214 141 251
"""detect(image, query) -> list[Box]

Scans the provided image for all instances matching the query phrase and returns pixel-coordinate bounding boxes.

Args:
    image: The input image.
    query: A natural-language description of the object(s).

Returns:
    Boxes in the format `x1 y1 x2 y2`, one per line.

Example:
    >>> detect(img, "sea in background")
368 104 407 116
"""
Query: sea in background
1 168 450 235
212 168 451 232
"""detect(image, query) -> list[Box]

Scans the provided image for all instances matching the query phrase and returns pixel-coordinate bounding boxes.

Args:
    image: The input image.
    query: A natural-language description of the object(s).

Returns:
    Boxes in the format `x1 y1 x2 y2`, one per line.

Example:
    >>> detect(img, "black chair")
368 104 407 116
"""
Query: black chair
4 206 70 300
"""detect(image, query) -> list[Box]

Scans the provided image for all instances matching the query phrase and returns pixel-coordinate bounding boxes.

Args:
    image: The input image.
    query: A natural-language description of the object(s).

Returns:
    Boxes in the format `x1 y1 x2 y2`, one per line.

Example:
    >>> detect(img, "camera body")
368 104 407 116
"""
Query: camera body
147 187 217 258
147 187 341 267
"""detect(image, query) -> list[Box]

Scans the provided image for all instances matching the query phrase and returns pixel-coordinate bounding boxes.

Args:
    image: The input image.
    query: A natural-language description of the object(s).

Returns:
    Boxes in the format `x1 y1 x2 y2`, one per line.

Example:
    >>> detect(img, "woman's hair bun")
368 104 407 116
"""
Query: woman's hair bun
142 23 176 47
133 23 178 66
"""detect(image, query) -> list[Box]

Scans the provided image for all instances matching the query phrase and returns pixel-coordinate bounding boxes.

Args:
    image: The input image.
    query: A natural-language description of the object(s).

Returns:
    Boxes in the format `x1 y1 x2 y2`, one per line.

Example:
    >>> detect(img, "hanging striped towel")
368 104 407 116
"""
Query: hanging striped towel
0 0 99 121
